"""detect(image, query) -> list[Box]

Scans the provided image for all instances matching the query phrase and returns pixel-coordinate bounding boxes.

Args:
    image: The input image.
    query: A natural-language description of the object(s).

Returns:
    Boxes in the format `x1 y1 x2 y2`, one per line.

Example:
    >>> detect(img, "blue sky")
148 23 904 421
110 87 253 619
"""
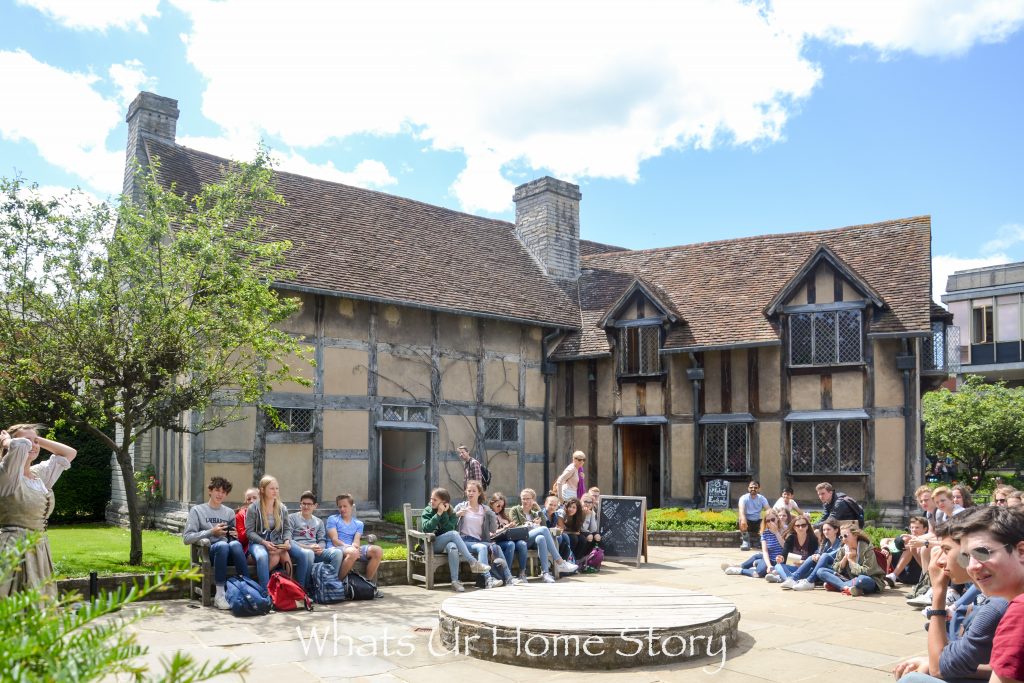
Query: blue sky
1 0 1023 302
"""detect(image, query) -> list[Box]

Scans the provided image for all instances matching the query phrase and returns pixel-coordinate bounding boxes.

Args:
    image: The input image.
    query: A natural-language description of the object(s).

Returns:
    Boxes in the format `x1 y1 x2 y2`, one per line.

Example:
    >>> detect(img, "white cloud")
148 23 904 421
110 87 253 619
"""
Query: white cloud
933 253 1011 303
109 60 157 108
770 0 1024 57
16 0 160 32
0 50 123 195
165 0 1024 213
981 223 1024 254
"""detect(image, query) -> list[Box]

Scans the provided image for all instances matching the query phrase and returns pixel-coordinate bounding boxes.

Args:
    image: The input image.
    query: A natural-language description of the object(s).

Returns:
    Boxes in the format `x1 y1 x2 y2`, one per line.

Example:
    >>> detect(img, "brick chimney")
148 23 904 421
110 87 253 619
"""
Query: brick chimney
123 92 179 200
513 176 582 281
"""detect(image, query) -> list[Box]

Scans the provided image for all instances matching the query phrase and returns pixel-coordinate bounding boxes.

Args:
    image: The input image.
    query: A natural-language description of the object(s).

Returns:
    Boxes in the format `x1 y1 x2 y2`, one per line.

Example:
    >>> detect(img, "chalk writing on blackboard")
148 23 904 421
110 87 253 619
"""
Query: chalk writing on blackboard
598 495 646 567
705 479 731 510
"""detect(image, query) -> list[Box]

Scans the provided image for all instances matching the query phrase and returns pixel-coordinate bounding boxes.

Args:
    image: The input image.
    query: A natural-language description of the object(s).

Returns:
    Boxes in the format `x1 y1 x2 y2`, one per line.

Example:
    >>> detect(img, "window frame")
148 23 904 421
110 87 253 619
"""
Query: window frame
483 417 518 444
789 308 863 367
617 323 663 377
789 419 864 475
265 406 314 434
972 304 994 344
702 423 750 475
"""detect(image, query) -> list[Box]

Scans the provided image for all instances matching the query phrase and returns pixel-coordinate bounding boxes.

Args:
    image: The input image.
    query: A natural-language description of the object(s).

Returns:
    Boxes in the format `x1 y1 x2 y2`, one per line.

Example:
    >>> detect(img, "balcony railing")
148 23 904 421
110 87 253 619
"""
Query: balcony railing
923 325 960 374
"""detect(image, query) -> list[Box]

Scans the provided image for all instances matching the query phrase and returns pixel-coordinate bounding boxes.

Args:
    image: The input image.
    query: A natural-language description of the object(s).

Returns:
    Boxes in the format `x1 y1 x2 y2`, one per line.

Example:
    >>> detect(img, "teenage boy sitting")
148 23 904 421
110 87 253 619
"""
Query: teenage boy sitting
183 476 250 610
959 505 1024 683
289 490 344 583
884 516 928 587
892 511 1009 682
326 493 383 581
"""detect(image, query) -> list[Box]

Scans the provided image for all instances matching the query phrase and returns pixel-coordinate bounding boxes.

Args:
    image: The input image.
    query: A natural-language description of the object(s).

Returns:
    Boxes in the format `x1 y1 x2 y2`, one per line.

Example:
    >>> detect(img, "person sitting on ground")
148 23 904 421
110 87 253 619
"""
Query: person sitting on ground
326 493 383 582
783 517 843 592
723 509 786 579
245 475 309 591
422 487 489 593
951 484 974 511
579 494 602 557
893 511 1010 683
556 496 586 562
455 479 512 589
290 490 343 584
542 494 572 560
932 486 965 525
958 505 1024 683
509 488 577 583
183 476 250 610
992 485 1016 507
235 487 259 554
737 480 772 552
774 487 802 516
883 516 928 588
816 524 885 596
488 492 528 583
773 513 818 587
776 506 793 535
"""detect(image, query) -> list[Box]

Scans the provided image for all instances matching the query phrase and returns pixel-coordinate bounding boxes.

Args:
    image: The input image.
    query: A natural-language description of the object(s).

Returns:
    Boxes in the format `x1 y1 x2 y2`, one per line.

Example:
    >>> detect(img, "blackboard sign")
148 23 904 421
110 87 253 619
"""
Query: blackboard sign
705 479 731 510
598 495 647 567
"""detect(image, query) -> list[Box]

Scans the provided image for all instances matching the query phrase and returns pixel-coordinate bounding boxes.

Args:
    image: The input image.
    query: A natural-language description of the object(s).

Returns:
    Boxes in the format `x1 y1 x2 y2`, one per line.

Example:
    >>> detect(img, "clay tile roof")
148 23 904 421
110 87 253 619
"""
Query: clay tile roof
579 239 628 257
144 140 580 329
556 217 932 357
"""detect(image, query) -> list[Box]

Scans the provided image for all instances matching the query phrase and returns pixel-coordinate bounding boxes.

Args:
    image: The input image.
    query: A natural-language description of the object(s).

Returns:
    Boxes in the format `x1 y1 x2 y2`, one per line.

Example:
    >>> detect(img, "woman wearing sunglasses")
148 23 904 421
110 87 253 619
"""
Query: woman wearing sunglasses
723 510 786 578
816 524 886 596
771 513 818 586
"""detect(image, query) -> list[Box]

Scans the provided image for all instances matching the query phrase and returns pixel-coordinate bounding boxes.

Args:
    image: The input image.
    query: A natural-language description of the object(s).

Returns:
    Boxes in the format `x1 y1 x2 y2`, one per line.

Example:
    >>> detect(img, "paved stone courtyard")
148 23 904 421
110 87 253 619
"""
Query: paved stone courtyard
122 545 927 682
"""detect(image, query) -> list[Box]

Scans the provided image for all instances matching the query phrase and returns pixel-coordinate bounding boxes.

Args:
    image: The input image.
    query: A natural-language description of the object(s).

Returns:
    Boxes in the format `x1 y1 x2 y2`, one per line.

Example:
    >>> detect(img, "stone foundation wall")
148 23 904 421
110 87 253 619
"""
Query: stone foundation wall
647 530 741 547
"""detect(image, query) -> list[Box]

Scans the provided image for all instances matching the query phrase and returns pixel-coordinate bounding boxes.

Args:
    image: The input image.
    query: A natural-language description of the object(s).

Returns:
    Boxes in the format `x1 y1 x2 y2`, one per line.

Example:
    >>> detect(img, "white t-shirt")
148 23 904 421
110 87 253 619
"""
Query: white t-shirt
461 505 485 540
773 497 801 513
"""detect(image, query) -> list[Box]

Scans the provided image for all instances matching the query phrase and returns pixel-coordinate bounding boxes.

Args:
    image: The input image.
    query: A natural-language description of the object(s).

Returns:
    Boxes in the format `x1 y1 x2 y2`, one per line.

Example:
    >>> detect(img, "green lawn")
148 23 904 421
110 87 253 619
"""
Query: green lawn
48 524 406 578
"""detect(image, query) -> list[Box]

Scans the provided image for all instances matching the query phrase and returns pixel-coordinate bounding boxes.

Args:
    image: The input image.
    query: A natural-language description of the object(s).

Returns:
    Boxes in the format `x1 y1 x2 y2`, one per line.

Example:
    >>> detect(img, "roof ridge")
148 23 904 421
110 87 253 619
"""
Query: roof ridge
581 216 931 261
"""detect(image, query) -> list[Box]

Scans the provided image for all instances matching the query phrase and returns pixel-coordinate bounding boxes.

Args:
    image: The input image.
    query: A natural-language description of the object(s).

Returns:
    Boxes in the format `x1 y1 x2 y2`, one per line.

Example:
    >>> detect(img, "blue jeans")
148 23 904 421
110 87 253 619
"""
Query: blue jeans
790 551 837 582
432 530 478 580
897 674 944 683
209 540 249 584
817 568 878 594
527 526 560 572
461 536 492 565
739 552 768 577
249 543 311 590
296 545 343 586
496 539 529 575
773 563 800 579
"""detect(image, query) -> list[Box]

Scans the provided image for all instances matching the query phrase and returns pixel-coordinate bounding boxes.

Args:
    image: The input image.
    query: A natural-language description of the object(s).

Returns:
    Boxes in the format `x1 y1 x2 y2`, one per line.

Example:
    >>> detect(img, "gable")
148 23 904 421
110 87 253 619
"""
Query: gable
765 245 885 317
597 278 680 329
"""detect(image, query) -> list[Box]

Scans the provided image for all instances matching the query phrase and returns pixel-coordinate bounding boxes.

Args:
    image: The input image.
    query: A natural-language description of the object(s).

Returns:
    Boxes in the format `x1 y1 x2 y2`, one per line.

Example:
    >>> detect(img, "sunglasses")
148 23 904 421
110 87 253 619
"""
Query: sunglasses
841 534 851 539
956 543 1013 568
794 523 808 528
996 499 1008 504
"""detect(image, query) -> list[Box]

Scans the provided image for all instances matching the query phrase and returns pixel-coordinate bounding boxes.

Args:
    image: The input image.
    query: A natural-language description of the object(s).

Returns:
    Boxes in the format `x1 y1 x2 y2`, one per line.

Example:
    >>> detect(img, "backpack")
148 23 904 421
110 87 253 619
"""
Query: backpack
224 576 272 617
479 461 492 488
310 562 349 604
268 572 313 611
833 494 866 529
345 572 382 600
580 547 604 571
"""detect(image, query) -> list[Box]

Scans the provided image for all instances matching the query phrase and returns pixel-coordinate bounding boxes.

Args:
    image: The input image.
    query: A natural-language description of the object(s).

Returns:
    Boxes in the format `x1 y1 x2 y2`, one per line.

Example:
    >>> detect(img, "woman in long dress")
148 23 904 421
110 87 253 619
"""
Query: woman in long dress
0 424 77 597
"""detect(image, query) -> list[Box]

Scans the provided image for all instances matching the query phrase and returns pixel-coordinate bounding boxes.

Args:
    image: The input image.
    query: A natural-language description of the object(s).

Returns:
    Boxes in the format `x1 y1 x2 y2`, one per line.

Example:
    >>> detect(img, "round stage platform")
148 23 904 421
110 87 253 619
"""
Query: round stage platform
438 583 739 669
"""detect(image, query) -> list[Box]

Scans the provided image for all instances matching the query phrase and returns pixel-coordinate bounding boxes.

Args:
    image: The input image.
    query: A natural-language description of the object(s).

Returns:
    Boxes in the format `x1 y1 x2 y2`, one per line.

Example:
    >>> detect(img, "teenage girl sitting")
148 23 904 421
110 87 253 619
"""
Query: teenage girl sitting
509 488 577 582
557 497 586 561
783 517 842 591
771 513 818 585
422 487 489 593
723 509 786 578
816 524 886 596
455 479 513 589
488 492 528 584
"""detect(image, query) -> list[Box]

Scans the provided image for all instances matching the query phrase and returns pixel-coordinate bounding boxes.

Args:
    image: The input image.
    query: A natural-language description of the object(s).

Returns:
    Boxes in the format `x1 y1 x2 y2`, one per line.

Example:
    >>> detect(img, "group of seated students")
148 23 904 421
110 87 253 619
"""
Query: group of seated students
423 480 605 592
183 474 382 610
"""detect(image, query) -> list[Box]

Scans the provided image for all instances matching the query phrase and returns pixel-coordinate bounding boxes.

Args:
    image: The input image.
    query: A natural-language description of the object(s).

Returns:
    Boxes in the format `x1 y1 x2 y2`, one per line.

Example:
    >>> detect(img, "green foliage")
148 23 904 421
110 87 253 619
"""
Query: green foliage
48 524 190 578
50 425 112 523
646 508 739 531
134 464 163 505
0 153 313 564
923 375 1024 485
861 525 907 548
382 510 405 525
0 533 248 682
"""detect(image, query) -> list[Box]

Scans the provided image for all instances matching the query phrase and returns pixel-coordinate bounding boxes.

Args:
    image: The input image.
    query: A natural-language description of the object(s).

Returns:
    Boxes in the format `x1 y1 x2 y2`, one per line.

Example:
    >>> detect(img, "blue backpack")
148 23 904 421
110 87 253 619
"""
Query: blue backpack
310 562 349 604
224 575 272 617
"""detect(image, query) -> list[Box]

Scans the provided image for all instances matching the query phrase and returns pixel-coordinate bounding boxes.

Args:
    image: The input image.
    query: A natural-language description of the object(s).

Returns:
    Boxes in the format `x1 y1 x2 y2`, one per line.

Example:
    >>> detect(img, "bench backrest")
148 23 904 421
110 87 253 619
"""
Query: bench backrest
402 503 426 553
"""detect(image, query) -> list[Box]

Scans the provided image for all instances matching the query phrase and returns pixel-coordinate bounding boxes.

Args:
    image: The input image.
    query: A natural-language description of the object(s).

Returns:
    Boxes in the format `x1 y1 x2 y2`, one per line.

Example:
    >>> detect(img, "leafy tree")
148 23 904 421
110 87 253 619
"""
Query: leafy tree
0 533 248 682
0 152 309 564
923 375 1024 486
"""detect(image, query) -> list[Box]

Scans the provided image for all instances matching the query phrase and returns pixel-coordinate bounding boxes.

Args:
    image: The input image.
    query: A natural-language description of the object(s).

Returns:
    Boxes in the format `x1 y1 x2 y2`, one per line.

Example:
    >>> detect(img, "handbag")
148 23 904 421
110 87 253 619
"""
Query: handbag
491 526 529 543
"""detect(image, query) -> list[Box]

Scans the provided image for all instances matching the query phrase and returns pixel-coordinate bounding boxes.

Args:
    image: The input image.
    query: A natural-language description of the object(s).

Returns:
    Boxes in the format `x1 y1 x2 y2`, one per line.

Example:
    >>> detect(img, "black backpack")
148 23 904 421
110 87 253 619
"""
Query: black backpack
836 495 866 529
345 572 382 600
479 461 492 488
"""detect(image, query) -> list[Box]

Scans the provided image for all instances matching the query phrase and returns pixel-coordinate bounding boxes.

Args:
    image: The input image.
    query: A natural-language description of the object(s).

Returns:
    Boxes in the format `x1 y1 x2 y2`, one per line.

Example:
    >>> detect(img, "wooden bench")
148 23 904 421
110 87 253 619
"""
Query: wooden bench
402 503 542 589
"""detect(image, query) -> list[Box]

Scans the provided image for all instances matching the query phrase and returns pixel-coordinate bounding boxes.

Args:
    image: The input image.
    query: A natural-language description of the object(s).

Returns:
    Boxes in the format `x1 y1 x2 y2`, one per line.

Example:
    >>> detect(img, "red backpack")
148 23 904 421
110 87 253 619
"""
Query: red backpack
267 572 313 612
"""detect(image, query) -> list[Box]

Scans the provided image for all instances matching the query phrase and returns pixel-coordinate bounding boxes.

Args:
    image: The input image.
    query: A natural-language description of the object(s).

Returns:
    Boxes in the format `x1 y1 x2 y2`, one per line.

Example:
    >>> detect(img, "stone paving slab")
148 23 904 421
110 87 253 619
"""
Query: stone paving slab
114 545 930 682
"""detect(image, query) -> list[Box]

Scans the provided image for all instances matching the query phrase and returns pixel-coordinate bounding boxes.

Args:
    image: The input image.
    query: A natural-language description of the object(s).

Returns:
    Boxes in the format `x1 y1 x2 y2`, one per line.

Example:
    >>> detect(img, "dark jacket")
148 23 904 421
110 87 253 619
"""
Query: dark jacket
820 490 864 526
421 506 458 535
782 532 819 562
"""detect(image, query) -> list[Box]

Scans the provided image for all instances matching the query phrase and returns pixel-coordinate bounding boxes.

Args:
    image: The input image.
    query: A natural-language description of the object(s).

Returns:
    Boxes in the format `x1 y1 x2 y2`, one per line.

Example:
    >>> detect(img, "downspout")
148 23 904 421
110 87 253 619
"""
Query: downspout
541 329 561 491
898 338 916 525
687 352 704 506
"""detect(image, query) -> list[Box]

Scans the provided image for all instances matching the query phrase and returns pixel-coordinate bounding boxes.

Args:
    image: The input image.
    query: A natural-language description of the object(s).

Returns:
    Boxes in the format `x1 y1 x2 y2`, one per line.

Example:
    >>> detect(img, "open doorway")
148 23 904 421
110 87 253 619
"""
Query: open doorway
620 425 662 508
380 429 430 514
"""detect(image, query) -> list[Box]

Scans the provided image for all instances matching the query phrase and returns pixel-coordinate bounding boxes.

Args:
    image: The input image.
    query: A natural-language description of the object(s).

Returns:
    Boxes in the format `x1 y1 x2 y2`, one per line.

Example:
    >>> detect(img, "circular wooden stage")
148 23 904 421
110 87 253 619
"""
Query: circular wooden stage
438 583 739 669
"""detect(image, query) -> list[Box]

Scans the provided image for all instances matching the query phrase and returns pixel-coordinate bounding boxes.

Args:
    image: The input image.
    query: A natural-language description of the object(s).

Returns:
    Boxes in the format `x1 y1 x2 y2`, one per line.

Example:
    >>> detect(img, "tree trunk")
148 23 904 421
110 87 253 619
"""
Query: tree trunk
115 445 144 566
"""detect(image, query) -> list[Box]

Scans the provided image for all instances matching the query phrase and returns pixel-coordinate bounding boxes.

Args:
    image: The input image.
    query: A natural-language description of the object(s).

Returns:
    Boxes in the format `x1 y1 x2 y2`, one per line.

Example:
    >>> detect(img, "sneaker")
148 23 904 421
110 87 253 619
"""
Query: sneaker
517 572 530 583
780 578 797 590
740 543 751 552
556 560 578 574
483 575 498 589
884 573 897 589
541 572 556 583
213 594 230 610
946 589 960 605
451 580 465 593
907 591 933 607
765 573 783 584
848 586 863 597
581 565 598 574
469 560 490 574
793 579 815 591
724 567 743 576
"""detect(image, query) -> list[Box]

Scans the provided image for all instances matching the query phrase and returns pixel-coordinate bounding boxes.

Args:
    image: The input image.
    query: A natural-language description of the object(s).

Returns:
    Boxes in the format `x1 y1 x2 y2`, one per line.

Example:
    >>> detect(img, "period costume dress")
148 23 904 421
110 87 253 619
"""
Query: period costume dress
0 437 71 597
